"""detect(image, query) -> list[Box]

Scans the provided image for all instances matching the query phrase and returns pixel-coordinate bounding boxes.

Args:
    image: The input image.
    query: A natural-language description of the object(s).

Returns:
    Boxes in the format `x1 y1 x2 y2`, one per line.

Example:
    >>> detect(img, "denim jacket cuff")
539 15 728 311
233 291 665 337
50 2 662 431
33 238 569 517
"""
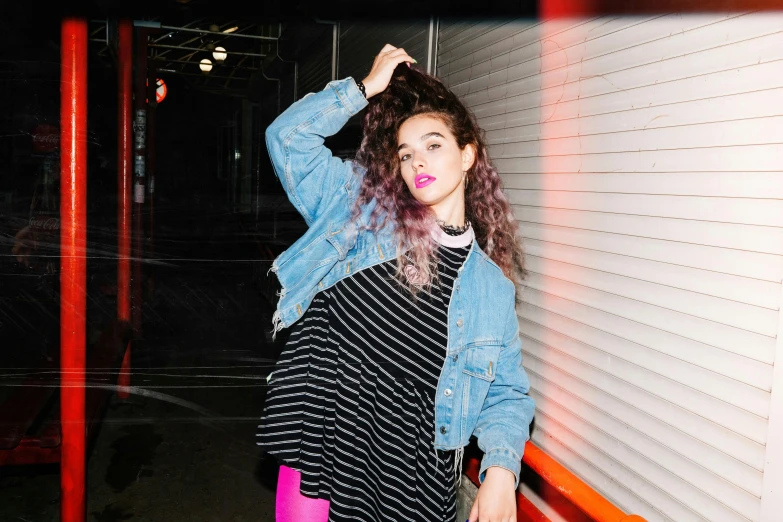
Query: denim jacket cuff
329 77 369 116
478 448 522 490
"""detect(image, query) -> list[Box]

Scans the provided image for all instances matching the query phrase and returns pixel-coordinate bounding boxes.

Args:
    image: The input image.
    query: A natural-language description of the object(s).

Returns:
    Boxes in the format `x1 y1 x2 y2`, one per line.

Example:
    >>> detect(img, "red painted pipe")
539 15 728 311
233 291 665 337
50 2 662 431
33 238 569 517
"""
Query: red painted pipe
60 17 88 522
523 442 643 522
117 19 133 397
464 442 647 522
464 455 549 522
117 19 132 325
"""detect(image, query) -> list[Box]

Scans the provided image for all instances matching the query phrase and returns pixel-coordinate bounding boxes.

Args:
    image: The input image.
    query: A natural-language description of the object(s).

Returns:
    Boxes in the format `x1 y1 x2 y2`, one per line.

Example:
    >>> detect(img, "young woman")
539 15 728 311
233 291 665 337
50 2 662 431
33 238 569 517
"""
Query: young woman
257 44 535 522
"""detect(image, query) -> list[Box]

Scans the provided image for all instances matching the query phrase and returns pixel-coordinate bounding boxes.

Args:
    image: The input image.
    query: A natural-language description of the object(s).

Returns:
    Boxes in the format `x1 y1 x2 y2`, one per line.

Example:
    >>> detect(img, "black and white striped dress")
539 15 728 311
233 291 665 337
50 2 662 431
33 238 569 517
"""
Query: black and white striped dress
257 228 472 522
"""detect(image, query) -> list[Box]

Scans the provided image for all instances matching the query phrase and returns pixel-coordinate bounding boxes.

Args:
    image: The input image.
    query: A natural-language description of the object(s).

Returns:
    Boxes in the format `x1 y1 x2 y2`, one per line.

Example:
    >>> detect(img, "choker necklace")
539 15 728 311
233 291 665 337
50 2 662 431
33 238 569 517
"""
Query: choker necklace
436 219 471 236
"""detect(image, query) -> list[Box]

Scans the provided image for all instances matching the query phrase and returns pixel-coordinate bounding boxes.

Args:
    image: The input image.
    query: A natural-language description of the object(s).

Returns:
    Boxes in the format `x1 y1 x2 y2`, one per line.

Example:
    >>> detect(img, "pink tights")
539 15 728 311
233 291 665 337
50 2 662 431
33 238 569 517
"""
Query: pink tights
276 464 330 522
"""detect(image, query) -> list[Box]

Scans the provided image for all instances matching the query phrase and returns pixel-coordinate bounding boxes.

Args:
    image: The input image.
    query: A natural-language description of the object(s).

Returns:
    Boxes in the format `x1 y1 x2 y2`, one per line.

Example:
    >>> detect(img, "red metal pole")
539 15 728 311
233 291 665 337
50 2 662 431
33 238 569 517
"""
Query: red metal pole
132 28 148 334
60 17 88 522
117 20 133 398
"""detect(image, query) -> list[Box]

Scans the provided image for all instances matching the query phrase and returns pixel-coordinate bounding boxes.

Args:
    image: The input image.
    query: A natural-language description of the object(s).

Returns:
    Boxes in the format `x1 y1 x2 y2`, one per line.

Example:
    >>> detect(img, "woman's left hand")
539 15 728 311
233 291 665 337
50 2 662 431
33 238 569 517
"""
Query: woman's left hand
467 466 517 522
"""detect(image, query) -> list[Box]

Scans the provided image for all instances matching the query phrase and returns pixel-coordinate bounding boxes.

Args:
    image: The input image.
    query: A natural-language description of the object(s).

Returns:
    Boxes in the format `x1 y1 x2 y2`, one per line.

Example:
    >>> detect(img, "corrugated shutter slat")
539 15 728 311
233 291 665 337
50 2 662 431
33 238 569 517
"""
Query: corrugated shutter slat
440 15 782 521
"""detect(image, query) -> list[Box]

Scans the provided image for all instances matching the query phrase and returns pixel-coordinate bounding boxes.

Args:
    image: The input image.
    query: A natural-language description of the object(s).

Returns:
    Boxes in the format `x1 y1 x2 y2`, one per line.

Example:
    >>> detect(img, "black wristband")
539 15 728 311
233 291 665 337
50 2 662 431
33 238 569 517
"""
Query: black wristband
355 79 367 98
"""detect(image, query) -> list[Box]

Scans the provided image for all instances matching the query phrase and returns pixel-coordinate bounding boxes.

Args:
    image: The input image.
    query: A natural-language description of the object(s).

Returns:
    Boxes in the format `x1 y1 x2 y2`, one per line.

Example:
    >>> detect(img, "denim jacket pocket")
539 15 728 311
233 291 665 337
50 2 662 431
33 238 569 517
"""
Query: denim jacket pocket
462 343 501 382
325 220 358 261
460 343 501 440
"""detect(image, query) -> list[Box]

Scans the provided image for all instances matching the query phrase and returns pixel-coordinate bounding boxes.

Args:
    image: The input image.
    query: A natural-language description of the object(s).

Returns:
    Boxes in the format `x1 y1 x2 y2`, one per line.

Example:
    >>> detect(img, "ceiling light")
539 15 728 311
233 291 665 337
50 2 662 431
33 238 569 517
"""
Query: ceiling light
223 26 239 33
213 46 227 62
199 58 213 73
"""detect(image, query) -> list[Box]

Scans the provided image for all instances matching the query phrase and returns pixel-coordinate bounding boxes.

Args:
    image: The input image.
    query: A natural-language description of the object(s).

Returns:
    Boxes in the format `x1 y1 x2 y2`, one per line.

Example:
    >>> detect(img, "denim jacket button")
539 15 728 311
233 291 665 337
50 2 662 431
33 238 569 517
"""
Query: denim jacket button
456 319 464 328
440 426 447 434
444 388 452 397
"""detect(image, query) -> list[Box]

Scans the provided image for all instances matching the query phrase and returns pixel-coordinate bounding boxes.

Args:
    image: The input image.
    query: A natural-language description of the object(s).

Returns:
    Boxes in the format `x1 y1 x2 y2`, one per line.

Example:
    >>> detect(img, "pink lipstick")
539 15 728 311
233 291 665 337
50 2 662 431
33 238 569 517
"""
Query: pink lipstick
414 173 436 189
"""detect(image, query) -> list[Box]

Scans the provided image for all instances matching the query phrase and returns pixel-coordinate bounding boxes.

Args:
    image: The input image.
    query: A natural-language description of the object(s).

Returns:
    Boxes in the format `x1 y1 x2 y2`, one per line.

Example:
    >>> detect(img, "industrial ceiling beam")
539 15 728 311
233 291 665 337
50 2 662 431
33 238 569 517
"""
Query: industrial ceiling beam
155 24 278 41
148 43 266 58
152 57 259 71
152 18 208 43
224 55 250 88
156 69 250 81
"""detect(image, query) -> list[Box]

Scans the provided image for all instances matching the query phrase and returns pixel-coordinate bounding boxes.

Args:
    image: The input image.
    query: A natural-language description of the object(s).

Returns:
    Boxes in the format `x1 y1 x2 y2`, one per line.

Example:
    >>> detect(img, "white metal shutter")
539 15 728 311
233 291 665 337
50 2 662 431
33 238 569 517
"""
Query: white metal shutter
298 27 333 98
439 14 783 522
336 21 431 131
338 20 430 83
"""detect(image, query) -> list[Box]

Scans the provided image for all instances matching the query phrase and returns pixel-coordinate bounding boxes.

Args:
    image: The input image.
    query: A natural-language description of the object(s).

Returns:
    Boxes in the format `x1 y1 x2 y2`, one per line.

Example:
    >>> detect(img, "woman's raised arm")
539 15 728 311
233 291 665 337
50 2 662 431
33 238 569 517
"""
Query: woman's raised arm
265 78 367 226
265 44 415 226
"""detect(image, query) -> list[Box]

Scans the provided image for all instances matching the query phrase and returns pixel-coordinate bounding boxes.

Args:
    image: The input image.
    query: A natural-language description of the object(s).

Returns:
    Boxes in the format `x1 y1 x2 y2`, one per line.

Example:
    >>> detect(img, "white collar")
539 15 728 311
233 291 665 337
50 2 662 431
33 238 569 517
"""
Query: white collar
431 221 474 248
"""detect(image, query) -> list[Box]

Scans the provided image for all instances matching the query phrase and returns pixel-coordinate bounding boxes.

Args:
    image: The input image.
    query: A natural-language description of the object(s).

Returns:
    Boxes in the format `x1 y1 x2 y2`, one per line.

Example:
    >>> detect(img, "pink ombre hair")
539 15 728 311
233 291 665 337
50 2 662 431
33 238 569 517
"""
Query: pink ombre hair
351 64 526 297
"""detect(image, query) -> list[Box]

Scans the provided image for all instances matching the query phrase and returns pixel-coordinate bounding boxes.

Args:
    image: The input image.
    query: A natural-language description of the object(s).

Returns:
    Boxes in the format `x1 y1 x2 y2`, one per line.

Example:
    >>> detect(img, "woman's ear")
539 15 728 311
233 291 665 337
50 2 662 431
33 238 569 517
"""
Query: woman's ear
462 143 477 172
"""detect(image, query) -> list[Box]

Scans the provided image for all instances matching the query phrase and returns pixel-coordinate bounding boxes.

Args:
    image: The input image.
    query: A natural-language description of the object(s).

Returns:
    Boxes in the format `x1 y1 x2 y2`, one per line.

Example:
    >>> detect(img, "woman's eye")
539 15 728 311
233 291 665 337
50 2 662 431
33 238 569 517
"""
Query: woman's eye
428 143 441 150
400 154 411 161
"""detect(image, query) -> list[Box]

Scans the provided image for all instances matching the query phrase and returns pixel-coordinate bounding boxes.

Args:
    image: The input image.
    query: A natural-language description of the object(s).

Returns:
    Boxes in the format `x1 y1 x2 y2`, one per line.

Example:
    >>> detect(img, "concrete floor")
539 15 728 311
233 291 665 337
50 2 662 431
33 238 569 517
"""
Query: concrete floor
0 210 286 522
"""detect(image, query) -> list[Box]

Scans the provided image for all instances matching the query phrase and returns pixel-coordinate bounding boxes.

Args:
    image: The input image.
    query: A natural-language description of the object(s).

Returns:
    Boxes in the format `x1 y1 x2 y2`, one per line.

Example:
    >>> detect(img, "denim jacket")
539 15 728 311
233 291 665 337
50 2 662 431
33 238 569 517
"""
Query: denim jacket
265 77 535 489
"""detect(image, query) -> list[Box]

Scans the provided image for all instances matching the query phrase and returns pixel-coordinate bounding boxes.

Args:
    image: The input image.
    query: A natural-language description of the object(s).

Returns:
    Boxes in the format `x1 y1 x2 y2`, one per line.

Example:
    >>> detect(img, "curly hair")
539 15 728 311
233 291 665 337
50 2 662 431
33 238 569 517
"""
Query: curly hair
351 63 526 298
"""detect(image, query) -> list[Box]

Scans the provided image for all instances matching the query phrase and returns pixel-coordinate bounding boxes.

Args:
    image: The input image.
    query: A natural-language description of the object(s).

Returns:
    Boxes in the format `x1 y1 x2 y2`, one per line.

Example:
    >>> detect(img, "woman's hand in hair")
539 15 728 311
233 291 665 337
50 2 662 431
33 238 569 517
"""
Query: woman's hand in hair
468 466 517 522
361 44 416 99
